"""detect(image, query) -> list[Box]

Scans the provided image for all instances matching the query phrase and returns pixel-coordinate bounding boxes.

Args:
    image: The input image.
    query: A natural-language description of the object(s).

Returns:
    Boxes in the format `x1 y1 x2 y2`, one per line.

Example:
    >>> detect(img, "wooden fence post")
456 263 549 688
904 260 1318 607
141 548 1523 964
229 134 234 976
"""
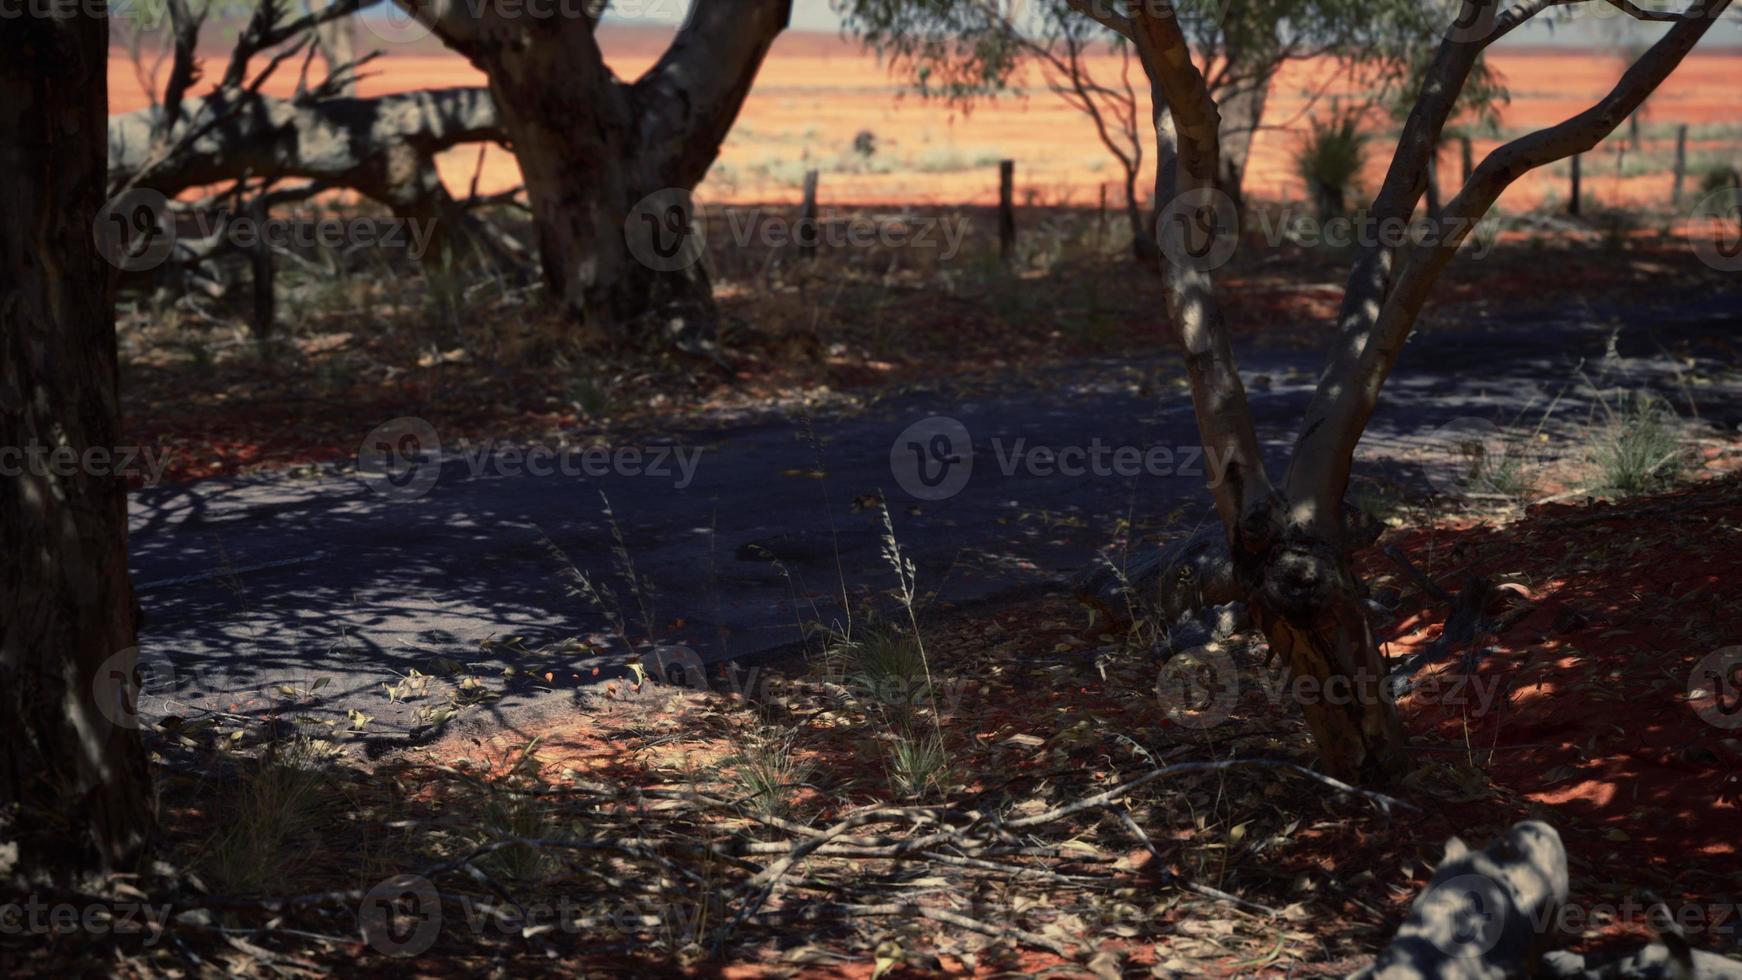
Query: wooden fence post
1569 153 1582 216
1672 124 1688 207
799 169 819 260
998 159 1016 260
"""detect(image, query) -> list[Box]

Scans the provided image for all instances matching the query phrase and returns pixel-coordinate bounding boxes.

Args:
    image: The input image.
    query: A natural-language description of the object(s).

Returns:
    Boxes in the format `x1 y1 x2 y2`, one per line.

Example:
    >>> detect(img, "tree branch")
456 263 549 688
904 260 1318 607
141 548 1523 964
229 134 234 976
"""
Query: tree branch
1283 1 1502 534
111 87 502 200
1063 0 1133 39
1356 0 1732 412
1130 4 1276 537
629 0 794 188
1289 0 1729 526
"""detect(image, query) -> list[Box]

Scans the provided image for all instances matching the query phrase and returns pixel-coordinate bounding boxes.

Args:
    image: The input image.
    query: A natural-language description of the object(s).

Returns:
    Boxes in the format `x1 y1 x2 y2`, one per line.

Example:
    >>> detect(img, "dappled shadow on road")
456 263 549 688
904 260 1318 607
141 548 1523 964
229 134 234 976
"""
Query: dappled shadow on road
122 403 1192 749
122 283 1742 768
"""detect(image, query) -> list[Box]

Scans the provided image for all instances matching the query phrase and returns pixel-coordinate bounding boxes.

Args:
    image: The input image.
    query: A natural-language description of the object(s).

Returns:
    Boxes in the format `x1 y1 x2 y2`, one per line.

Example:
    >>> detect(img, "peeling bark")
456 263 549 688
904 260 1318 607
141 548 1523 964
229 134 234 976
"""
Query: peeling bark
1242 530 1406 782
2 6 153 880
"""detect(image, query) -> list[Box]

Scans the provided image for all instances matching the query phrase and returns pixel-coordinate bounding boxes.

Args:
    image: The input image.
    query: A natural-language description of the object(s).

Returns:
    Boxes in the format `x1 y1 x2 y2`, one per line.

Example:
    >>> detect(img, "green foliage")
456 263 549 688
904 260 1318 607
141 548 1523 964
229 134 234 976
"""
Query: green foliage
839 0 1469 109
837 0 1029 106
1585 391 1685 496
829 623 931 707
199 760 329 894
883 730 949 799
1700 165 1742 193
725 729 815 819
1386 45 1510 136
1295 103 1370 219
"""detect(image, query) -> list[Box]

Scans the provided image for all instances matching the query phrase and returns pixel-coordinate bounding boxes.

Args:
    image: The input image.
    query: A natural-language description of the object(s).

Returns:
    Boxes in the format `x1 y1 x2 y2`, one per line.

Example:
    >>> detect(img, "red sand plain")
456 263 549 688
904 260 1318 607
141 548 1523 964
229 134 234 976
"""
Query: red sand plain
109 29 1742 211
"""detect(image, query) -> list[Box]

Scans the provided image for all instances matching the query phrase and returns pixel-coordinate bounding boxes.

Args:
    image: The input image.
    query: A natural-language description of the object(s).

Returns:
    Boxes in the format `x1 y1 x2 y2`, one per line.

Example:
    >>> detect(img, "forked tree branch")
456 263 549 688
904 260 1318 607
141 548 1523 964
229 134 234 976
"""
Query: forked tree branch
1340 0 1732 448
1286 0 1728 527
1284 0 1507 531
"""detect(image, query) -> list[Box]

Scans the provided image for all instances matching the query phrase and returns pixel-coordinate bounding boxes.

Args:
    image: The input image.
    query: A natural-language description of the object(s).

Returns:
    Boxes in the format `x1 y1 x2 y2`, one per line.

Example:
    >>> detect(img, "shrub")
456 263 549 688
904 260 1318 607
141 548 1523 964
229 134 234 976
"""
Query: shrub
1699 165 1741 194
1585 390 1685 496
1295 103 1371 219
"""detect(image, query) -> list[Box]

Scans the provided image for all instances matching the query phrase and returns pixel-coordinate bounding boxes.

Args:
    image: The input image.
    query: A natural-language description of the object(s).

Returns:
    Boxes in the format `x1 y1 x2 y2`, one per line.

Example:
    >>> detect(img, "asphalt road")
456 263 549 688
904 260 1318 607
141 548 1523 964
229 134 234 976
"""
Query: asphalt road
126 296 1742 746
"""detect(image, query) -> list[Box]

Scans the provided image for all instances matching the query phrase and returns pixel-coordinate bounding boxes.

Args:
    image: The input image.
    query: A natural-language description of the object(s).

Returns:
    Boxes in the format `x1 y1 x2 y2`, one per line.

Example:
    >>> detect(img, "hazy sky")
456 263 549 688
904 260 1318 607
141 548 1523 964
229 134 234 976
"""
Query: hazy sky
606 0 1738 49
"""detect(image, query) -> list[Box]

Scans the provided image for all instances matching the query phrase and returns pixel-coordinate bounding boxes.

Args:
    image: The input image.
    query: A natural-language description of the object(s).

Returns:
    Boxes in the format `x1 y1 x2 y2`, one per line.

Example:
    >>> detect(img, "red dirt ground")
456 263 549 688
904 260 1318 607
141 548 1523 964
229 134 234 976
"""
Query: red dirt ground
409 473 1742 976
1368 477 1742 923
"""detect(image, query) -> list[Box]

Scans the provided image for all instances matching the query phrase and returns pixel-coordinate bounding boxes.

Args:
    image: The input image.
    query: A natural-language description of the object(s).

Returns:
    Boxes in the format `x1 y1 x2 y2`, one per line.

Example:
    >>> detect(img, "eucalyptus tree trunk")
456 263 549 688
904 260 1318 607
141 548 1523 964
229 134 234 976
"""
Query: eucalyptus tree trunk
400 0 792 350
310 0 358 95
1128 0 1729 782
1 6 153 879
1215 78 1268 214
